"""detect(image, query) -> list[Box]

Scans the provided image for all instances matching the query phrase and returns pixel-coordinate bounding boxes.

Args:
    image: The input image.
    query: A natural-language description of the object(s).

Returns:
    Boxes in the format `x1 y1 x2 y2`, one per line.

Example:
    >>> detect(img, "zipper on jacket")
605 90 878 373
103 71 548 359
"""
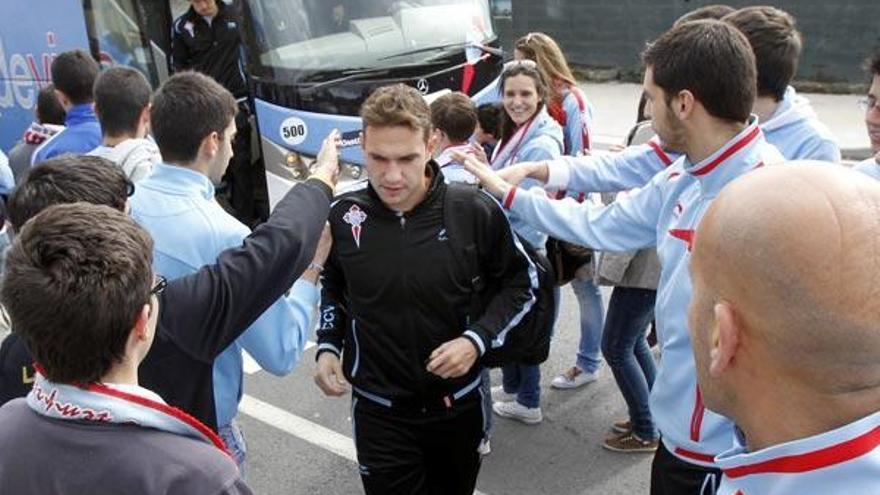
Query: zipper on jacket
397 211 406 229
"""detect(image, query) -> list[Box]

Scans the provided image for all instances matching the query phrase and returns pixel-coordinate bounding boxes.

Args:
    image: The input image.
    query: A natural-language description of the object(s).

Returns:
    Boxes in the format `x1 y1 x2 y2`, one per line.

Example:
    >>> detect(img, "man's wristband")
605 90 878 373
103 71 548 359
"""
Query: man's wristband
306 262 324 273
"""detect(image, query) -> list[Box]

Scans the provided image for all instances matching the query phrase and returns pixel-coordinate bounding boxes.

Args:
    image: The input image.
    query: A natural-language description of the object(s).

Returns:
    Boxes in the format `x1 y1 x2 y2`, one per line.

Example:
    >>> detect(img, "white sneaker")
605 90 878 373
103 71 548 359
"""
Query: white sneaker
477 438 491 455
493 400 542 424
550 366 599 390
490 385 516 403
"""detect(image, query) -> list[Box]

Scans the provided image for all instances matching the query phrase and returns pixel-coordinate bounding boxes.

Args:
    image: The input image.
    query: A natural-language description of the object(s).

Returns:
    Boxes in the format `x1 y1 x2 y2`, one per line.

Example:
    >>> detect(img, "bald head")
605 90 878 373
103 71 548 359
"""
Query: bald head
693 163 880 392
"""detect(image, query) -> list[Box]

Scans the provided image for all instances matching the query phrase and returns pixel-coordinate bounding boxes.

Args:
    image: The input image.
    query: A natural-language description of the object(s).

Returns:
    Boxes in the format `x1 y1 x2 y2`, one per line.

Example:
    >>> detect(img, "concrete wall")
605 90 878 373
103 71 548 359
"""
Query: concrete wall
501 0 879 85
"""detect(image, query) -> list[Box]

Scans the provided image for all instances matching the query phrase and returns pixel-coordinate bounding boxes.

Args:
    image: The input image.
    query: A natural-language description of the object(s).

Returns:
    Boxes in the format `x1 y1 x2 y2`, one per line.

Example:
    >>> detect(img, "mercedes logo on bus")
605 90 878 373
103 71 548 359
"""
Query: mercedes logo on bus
416 78 429 94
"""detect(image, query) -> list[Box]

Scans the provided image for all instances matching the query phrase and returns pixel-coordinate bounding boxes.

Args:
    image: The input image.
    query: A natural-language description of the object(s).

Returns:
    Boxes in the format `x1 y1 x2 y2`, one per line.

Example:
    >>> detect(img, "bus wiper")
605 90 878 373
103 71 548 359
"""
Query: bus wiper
300 67 392 93
301 60 448 94
378 42 502 61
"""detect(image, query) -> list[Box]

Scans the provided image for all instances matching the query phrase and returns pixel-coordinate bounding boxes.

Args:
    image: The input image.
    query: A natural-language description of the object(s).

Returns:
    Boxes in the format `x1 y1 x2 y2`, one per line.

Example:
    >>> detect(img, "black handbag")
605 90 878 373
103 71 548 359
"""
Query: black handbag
545 237 593 286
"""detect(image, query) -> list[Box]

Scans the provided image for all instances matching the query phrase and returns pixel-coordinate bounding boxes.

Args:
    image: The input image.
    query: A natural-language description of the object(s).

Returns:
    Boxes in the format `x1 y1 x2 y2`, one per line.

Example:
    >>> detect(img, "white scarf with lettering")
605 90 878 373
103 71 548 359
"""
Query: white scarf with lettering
26 372 228 455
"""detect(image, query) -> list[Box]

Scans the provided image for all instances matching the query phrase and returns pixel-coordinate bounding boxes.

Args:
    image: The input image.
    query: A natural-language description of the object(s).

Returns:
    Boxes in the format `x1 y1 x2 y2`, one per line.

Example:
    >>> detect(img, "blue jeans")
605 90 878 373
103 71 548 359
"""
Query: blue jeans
501 362 541 408
601 286 658 441
219 420 248 475
570 277 605 374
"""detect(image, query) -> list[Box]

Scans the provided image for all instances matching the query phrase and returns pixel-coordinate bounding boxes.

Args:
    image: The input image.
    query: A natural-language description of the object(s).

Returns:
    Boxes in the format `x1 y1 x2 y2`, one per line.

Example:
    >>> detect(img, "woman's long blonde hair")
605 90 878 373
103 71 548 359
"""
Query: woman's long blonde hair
514 32 576 105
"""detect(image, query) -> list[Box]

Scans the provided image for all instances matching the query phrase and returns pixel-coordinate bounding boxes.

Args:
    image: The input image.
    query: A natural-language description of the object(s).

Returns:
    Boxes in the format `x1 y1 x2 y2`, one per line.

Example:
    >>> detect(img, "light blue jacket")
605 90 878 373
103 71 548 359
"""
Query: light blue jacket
545 137 681 193
0 151 13 196
761 86 840 163
31 104 101 165
436 144 478 184
130 164 317 429
505 122 784 465
492 107 564 248
558 86 596 156
716 410 880 494
547 90 838 195
853 157 880 181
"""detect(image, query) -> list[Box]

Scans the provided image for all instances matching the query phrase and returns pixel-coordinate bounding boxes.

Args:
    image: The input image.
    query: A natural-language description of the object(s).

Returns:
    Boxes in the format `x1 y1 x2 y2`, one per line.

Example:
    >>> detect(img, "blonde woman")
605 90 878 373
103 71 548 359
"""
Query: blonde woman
513 33 606 393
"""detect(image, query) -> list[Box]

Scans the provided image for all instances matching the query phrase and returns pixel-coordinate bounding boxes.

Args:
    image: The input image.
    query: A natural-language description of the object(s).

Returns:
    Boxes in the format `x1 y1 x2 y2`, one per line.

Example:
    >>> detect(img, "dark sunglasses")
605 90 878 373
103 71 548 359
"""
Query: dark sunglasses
124 178 136 198
150 275 167 297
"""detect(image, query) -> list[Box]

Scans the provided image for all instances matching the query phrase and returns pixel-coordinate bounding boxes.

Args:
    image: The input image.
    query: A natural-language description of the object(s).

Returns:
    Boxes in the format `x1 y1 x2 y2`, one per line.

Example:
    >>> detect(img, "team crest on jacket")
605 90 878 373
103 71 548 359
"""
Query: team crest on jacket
343 205 367 248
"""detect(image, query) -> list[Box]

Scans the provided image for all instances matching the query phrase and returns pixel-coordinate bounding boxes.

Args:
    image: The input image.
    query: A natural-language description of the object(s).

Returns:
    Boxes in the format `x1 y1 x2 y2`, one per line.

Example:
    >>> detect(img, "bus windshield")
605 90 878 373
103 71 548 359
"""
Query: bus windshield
244 0 494 79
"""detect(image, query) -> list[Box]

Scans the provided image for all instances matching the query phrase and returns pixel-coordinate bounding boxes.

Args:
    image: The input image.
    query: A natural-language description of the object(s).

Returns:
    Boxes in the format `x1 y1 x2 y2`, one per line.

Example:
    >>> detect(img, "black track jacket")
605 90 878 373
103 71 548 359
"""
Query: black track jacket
171 1 246 97
317 162 535 402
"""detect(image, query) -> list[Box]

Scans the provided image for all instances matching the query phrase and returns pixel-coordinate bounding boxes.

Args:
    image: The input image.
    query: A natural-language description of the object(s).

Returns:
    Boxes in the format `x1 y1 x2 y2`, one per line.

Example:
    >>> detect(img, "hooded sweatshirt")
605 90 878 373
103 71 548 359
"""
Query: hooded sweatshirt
761 86 840 163
88 137 162 182
502 121 785 466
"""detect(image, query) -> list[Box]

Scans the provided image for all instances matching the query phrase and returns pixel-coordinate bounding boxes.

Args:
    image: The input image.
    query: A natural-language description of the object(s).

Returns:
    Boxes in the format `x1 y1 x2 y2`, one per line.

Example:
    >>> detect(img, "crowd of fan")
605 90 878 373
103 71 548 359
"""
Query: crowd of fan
0 2 879 495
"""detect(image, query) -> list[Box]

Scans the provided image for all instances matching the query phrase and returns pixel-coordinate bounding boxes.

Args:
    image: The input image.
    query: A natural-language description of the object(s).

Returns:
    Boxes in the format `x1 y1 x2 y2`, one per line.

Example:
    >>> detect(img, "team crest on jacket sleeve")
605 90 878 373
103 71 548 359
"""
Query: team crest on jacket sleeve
343 205 368 248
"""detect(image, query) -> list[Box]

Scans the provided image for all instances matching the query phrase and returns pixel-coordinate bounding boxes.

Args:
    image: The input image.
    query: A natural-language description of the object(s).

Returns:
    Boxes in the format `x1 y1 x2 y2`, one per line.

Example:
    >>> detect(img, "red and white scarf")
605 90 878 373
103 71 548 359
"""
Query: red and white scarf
27 371 229 456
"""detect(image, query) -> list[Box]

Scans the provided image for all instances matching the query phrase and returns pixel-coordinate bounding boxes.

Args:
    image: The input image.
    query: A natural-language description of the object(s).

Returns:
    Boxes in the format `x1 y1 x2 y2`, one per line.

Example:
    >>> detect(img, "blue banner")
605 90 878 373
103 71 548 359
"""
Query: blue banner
0 0 91 152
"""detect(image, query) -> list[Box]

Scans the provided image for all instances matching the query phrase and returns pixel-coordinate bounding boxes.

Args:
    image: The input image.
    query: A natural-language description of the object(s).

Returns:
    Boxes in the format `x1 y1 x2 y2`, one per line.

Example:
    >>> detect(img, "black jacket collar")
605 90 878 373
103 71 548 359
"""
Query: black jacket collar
364 160 445 218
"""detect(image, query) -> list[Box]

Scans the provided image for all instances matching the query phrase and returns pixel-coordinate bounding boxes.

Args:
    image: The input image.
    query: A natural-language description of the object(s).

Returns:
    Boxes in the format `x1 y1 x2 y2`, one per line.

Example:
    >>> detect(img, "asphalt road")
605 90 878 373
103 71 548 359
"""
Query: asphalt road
238 286 655 495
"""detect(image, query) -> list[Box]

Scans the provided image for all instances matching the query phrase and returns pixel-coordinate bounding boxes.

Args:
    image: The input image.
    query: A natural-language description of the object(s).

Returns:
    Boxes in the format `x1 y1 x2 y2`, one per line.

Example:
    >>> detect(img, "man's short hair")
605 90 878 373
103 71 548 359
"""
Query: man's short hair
50 49 100 104
360 84 433 142
643 20 756 123
150 71 238 163
723 6 802 101
36 85 66 125
430 92 477 143
866 51 880 76
673 4 735 26
477 103 501 139
7 156 130 232
94 67 153 138
2 203 153 384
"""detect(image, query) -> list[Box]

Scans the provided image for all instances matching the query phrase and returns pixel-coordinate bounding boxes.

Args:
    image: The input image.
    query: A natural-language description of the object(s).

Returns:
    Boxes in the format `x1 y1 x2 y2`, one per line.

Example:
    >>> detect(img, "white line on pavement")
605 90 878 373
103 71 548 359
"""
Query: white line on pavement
240 394 356 461
239 394 490 495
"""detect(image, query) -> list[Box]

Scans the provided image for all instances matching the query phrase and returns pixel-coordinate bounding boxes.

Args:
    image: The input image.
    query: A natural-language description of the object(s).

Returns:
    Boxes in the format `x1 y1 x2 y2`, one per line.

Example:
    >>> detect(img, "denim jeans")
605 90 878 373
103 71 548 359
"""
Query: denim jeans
570 277 605 374
219 420 248 475
601 286 658 441
501 362 541 408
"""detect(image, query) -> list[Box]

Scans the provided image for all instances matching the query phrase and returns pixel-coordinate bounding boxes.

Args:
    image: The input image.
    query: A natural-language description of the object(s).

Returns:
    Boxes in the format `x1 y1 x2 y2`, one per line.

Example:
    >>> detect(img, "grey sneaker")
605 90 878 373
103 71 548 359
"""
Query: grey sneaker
477 438 491 455
602 432 659 453
493 400 542 424
490 385 516 403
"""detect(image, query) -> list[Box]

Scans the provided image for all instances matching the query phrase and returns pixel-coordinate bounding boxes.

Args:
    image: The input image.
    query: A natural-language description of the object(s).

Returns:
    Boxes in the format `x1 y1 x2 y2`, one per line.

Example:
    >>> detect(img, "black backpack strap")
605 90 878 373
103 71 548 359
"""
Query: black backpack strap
442 183 485 322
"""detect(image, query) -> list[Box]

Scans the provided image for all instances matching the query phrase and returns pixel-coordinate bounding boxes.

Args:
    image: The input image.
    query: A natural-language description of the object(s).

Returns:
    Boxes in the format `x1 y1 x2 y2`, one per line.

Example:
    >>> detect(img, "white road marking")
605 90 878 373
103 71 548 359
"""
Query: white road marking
242 341 317 375
240 394 357 461
239 394 490 495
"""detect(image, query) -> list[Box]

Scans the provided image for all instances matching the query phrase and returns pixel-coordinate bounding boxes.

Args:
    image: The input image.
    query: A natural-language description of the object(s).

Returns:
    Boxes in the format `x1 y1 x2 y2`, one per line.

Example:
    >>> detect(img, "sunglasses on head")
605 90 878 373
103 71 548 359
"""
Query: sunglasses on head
503 59 538 71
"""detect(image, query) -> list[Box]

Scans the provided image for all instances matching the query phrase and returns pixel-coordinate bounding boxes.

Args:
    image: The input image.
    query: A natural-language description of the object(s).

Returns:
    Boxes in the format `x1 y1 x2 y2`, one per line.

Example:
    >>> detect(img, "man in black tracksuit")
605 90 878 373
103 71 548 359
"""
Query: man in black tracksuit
171 0 265 224
315 84 536 494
